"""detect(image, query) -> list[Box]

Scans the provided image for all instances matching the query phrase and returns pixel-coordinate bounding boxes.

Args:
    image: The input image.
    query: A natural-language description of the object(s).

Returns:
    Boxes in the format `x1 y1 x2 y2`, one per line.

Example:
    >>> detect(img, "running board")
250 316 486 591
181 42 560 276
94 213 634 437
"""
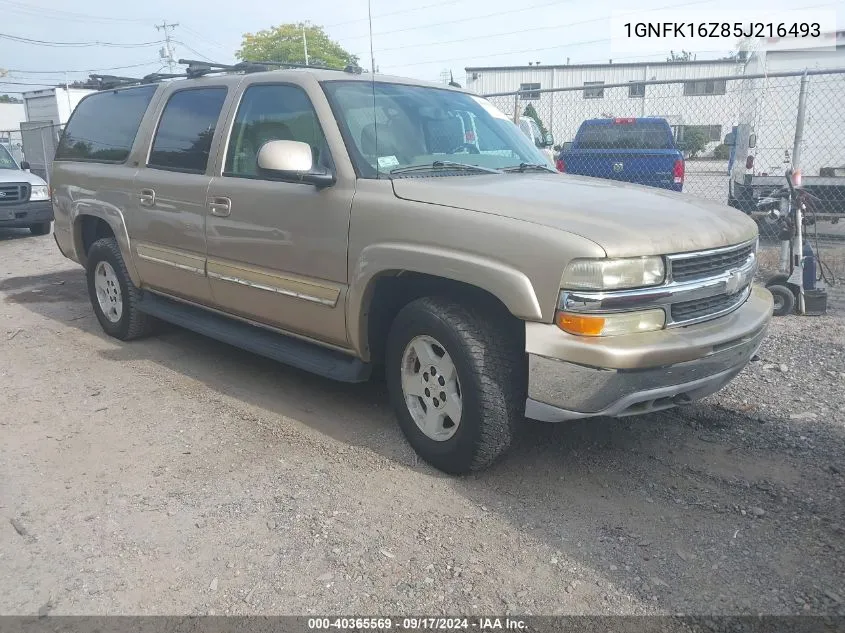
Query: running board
138 292 371 383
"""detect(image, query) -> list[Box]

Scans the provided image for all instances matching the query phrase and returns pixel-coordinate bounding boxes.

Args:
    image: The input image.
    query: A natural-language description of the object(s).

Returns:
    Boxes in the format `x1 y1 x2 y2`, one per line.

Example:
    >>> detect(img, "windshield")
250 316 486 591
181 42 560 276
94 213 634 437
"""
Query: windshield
322 81 550 178
576 122 674 150
0 144 19 170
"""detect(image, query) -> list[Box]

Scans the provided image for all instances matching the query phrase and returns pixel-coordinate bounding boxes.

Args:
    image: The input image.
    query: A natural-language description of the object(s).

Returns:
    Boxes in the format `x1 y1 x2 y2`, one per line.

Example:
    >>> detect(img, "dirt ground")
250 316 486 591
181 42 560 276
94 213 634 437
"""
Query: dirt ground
1 229 844 617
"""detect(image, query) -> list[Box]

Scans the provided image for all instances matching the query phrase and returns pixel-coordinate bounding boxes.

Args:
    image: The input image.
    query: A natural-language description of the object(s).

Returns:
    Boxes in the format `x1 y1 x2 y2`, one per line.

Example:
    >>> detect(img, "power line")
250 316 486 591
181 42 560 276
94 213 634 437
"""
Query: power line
337 0 577 43
384 37 609 70
0 80 56 86
180 26 230 53
382 0 835 70
0 0 153 24
6 61 160 75
373 0 712 54
324 0 461 28
0 32 163 47
172 40 216 63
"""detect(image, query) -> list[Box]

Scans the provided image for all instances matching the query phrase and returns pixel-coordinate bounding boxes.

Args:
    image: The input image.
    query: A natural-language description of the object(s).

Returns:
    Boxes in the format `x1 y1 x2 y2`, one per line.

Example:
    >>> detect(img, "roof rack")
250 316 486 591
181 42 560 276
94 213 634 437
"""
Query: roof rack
85 72 186 90
178 58 363 78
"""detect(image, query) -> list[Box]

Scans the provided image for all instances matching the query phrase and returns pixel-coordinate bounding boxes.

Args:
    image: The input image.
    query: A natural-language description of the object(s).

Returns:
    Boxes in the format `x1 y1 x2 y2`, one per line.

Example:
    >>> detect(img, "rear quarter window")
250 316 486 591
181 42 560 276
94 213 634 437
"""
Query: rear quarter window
576 122 674 150
55 85 158 163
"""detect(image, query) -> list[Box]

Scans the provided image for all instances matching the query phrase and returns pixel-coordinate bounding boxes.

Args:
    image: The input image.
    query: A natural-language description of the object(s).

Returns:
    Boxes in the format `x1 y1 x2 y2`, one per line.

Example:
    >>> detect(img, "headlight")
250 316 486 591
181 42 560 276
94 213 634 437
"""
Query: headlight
29 185 49 201
556 309 665 337
562 256 665 290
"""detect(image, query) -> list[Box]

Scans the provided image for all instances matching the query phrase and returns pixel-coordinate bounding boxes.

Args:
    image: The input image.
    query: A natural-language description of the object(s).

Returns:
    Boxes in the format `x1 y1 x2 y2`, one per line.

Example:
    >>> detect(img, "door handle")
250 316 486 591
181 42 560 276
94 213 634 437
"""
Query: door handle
208 196 232 217
139 188 156 207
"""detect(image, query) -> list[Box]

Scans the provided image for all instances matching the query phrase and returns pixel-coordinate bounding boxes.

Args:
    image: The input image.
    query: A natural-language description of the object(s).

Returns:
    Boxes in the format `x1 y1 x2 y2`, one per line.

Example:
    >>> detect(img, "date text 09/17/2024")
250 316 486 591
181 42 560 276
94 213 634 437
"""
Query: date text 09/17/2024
307 617 527 630
623 21 821 38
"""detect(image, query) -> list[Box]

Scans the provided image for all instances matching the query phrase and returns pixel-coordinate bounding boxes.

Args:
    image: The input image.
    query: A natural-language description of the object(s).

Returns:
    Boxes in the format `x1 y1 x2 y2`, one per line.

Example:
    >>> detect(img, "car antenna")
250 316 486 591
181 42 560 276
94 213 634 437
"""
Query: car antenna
368 0 379 179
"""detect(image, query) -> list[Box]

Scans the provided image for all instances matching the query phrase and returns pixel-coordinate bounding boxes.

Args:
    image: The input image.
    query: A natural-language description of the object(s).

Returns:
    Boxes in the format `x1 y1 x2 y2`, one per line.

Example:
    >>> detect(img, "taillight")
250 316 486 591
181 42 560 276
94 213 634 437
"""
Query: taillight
673 158 684 184
746 155 754 170
556 158 565 172
614 117 636 124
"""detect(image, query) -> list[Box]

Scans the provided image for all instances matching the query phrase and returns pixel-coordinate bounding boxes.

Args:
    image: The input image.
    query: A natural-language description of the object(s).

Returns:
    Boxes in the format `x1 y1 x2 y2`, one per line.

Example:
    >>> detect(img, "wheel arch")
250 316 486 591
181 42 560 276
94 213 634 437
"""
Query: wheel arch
348 243 540 363
72 206 140 285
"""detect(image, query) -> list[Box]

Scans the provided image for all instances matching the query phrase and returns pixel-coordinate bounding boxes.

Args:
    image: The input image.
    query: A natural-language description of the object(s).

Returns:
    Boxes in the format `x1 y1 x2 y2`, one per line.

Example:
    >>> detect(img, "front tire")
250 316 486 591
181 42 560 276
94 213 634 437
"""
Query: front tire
86 237 153 340
29 221 51 236
385 297 525 474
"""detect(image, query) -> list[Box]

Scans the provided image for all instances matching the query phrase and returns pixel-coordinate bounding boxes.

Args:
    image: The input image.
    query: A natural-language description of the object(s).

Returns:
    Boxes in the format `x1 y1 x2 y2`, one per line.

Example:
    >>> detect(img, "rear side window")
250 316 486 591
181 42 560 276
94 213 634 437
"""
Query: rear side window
576 122 674 150
55 85 157 163
148 88 227 173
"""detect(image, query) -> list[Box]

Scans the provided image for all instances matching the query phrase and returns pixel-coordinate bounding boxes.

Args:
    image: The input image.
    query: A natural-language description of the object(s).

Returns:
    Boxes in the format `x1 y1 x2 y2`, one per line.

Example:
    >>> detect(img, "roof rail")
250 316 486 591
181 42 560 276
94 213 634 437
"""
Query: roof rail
177 58 364 78
85 72 186 90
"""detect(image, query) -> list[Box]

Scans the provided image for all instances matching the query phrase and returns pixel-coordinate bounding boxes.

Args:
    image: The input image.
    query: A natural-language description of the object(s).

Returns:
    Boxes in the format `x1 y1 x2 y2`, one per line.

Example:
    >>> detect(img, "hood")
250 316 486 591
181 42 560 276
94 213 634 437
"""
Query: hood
0 168 47 186
391 173 757 257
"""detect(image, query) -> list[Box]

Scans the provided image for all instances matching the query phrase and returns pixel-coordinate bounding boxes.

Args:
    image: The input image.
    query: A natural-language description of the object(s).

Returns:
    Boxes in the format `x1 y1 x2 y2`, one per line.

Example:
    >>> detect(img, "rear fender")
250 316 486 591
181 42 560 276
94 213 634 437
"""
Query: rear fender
71 201 140 286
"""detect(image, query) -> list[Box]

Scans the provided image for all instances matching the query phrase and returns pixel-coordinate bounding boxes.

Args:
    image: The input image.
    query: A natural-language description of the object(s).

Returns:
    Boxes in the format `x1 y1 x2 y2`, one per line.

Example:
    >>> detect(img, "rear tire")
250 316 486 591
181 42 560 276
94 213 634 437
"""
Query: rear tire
29 221 51 236
767 284 795 317
86 237 154 340
385 296 525 474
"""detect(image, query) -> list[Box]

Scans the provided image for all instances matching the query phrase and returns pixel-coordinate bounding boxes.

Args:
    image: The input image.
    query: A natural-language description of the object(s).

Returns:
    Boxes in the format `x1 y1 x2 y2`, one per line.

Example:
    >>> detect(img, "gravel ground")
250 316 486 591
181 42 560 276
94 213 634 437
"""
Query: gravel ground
1 229 844 617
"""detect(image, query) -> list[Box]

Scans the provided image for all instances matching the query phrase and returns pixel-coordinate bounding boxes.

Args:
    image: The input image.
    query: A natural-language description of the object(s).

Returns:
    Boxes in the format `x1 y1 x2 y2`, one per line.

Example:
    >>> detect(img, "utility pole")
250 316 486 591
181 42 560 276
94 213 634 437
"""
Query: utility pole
156 21 179 73
302 24 309 65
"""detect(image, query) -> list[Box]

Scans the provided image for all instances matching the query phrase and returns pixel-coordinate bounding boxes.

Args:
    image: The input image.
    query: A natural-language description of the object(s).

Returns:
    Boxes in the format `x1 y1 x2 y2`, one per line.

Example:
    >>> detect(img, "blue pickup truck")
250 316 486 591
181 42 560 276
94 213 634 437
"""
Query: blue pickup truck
557 117 685 191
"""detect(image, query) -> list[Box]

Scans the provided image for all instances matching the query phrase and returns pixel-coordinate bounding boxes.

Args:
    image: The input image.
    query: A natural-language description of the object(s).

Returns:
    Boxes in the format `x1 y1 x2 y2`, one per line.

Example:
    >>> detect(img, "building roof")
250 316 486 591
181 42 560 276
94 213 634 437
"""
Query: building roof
465 58 738 72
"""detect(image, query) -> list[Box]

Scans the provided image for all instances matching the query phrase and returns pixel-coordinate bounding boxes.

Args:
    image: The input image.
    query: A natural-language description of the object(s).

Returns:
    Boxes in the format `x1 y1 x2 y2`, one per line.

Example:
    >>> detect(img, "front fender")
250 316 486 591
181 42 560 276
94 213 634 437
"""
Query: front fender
347 242 543 358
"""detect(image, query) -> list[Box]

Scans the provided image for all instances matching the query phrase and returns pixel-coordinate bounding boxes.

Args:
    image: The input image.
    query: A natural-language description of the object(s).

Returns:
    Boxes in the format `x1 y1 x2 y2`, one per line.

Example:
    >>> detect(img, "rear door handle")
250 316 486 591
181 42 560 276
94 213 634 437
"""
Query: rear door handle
208 196 232 217
139 189 156 207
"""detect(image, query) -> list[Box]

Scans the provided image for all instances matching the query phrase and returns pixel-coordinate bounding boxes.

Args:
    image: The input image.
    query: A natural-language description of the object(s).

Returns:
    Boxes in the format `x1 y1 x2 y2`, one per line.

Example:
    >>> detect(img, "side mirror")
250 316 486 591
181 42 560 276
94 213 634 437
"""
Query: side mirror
20 160 30 170
256 140 335 188
748 134 757 149
723 132 736 147
543 132 554 147
562 141 573 151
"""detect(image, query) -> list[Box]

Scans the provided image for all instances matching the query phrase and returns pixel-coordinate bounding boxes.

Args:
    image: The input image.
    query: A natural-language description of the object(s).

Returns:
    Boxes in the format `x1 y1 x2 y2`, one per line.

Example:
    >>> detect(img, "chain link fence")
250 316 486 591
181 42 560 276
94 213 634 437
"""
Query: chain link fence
484 69 844 307
0 123 64 184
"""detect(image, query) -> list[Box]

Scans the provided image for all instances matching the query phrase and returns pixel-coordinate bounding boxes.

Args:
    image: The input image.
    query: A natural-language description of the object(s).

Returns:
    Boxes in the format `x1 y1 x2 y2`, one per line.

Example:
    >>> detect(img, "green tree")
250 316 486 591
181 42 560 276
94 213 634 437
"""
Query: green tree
522 103 548 135
237 22 358 69
678 127 709 158
0 94 21 103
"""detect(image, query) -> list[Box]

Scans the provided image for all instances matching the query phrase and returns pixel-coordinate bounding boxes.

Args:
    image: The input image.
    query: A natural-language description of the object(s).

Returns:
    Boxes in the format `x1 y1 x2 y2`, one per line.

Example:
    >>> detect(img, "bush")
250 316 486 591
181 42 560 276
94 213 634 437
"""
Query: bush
678 128 709 158
712 143 730 160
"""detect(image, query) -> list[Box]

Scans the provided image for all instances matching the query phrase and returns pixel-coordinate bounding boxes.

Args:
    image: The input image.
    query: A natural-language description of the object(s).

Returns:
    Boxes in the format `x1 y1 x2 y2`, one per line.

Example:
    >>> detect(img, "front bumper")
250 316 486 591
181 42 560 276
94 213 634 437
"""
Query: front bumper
0 201 53 228
525 285 772 422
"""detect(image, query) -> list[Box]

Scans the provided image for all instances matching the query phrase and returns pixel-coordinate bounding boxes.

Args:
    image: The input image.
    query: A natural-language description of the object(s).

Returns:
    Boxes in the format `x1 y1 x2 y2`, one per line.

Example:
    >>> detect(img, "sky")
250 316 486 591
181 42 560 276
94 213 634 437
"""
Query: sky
0 0 841 96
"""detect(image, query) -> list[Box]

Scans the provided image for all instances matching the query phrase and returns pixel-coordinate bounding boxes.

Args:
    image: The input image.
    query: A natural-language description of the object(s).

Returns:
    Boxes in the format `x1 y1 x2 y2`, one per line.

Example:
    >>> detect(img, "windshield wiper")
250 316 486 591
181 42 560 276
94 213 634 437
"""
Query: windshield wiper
502 162 557 173
389 160 502 176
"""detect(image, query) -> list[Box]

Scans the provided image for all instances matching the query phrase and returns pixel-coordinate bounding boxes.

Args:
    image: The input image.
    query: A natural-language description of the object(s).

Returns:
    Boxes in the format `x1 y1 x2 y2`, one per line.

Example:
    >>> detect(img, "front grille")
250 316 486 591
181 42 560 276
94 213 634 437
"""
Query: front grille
0 183 29 204
671 289 747 322
670 242 755 282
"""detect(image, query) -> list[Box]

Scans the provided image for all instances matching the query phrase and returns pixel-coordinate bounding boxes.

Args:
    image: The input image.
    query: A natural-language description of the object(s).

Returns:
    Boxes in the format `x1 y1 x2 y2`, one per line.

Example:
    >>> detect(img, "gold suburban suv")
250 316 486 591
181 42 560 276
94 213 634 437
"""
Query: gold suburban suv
51 65 772 474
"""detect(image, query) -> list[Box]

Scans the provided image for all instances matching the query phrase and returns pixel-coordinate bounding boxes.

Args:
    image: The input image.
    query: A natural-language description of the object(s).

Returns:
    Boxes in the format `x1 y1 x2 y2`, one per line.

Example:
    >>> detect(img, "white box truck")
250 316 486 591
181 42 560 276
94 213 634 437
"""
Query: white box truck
727 33 845 218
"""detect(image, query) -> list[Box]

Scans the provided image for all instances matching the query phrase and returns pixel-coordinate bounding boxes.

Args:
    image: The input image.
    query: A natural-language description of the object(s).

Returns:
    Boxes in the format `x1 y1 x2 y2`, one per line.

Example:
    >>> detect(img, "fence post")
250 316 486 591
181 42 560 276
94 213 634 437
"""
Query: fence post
41 127 50 186
513 92 520 125
792 71 809 171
